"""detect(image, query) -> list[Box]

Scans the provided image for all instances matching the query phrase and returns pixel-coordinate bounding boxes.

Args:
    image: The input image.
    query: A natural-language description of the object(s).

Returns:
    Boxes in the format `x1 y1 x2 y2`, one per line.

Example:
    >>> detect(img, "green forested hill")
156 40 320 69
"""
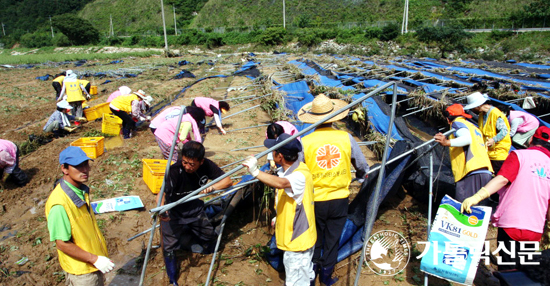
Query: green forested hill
0 0 543 40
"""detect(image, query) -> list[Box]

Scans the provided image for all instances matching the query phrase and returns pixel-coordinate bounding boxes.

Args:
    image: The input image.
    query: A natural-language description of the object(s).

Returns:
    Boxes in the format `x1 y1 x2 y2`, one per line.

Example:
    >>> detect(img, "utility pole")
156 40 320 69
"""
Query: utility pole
109 15 114 37
1 23 5 36
49 16 54 38
401 0 409 34
173 5 177 36
283 0 286 29
160 0 168 50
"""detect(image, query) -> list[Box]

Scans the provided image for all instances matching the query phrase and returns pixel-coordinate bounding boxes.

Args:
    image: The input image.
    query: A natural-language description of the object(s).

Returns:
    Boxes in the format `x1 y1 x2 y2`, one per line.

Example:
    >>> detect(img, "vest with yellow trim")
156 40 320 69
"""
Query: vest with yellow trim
478 107 511 161
275 162 316 252
449 117 494 182
302 127 352 201
64 79 86 102
111 94 139 113
45 180 109 275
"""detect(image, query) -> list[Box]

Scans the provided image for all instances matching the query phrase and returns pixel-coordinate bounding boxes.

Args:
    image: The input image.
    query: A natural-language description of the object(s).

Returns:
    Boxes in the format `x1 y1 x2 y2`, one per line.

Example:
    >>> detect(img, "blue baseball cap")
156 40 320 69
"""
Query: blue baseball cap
264 133 302 156
59 146 92 166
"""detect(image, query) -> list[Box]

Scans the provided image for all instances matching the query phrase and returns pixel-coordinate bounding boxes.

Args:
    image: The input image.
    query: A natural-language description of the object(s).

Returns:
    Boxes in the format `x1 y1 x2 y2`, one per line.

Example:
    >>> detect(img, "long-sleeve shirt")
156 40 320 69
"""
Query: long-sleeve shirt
483 107 509 143
43 111 74 131
349 133 370 179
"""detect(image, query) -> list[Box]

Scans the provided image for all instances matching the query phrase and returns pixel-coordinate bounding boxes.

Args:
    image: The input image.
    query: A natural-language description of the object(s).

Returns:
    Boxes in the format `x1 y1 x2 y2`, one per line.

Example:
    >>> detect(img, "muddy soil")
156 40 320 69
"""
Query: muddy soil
0 52 500 286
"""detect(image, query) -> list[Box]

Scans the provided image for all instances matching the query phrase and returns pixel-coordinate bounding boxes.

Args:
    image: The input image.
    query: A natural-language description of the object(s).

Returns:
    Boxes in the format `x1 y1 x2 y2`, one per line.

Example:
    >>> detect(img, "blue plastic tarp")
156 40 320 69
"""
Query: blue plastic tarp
355 95 403 140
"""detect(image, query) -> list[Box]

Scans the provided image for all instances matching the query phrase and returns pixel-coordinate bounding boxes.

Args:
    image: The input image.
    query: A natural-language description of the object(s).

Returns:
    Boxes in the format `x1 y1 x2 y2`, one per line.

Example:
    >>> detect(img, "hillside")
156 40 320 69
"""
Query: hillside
0 0 539 41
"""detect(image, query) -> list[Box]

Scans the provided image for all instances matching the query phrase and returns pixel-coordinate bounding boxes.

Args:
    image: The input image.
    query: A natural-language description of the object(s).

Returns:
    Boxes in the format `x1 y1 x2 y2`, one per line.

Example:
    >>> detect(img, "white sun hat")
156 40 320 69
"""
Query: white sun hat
463 92 489 110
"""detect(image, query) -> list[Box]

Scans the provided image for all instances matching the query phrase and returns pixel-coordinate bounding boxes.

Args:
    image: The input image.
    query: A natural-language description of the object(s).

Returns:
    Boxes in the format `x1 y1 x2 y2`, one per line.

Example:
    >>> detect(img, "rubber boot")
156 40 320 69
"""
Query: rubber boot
122 128 131 139
319 266 338 286
163 251 179 286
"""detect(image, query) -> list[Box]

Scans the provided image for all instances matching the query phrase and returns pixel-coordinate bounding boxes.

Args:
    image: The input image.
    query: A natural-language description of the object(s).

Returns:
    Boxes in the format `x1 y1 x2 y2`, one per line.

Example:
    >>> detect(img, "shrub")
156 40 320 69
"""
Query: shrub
380 23 400 41
20 31 53 48
257 27 287 46
364 26 383 39
206 34 224 49
490 30 514 40
52 14 100 45
53 34 71 47
416 24 473 58
297 28 322 47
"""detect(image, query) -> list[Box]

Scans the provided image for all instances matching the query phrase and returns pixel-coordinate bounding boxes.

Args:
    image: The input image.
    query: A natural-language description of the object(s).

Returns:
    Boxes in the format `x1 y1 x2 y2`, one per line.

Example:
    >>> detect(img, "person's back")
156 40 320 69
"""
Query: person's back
302 126 352 201
110 94 138 113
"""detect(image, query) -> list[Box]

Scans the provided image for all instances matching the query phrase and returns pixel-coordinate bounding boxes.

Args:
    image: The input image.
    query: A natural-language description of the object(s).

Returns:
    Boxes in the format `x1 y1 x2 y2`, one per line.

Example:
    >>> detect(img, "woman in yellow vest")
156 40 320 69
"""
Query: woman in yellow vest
242 133 317 286
52 71 66 100
57 70 91 121
298 94 370 286
109 90 153 139
434 104 494 203
45 147 114 285
464 92 511 173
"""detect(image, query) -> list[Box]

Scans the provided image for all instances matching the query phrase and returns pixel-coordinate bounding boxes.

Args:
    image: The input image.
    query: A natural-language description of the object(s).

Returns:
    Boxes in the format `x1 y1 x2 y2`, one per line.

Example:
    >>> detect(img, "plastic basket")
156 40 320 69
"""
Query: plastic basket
70 137 105 159
102 113 122 136
85 102 112 121
143 159 169 194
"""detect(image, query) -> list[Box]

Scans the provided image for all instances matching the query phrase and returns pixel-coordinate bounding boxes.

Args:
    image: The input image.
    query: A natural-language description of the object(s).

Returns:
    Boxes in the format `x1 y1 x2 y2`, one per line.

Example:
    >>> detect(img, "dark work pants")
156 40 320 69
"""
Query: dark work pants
110 108 136 131
52 82 62 99
160 211 216 253
497 228 520 271
313 198 348 268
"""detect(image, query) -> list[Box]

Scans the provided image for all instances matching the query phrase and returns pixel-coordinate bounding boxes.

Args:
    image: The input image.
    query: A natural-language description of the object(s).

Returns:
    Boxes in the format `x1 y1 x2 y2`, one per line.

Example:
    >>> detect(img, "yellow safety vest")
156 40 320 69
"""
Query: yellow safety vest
111 94 139 113
479 108 511 161
45 182 109 275
275 162 316 252
449 117 493 182
65 79 86 102
302 127 352 201
53 76 65 84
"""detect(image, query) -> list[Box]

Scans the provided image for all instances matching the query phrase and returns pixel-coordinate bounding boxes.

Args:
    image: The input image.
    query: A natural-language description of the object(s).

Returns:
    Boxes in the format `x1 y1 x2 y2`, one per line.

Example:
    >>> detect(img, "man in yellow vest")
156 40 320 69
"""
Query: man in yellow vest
242 133 316 286
57 70 91 121
298 94 370 286
434 104 493 203
45 146 114 285
464 92 511 173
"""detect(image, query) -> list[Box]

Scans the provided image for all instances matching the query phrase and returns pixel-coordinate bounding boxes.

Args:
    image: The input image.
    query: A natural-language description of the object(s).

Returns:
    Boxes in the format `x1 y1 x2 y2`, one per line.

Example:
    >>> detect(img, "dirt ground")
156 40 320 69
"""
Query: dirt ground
0 52 501 286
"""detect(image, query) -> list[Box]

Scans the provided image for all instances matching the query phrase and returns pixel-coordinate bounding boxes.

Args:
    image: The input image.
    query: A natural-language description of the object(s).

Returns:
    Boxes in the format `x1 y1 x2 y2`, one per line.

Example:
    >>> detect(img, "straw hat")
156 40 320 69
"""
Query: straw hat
463 92 489 110
134 89 146 98
298 94 349 123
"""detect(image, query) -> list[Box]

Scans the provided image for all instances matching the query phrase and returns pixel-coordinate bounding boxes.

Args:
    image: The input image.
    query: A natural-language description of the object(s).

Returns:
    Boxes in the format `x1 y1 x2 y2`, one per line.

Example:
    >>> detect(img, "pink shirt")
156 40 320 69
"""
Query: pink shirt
154 114 201 146
193 97 219 117
265 121 301 141
509 110 539 133
0 139 17 172
150 106 182 129
107 91 123 102
492 149 550 233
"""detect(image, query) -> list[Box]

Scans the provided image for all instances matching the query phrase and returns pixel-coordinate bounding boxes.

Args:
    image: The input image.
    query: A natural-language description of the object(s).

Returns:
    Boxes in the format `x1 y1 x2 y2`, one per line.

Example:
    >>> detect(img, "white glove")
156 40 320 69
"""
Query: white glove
86 94 91 99
139 116 146 121
146 115 151 121
220 128 226 135
93 256 115 273
242 156 259 177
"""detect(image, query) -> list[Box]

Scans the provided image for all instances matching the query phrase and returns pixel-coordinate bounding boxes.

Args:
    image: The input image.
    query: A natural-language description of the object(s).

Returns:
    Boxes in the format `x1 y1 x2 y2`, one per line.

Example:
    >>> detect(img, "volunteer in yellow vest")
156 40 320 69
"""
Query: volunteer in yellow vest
298 94 370 286
57 70 91 121
52 71 66 100
434 104 493 203
45 146 114 286
242 133 316 286
109 90 153 139
464 92 511 173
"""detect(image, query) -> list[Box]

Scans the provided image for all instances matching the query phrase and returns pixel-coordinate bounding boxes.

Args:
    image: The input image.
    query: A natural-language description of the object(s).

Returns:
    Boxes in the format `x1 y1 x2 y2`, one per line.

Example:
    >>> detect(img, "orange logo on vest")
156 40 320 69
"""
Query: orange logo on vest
316 144 341 170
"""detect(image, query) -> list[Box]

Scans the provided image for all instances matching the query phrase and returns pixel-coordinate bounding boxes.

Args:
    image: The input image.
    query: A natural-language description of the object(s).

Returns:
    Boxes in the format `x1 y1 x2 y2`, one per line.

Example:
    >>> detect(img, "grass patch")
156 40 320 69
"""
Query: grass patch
0 49 162 65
